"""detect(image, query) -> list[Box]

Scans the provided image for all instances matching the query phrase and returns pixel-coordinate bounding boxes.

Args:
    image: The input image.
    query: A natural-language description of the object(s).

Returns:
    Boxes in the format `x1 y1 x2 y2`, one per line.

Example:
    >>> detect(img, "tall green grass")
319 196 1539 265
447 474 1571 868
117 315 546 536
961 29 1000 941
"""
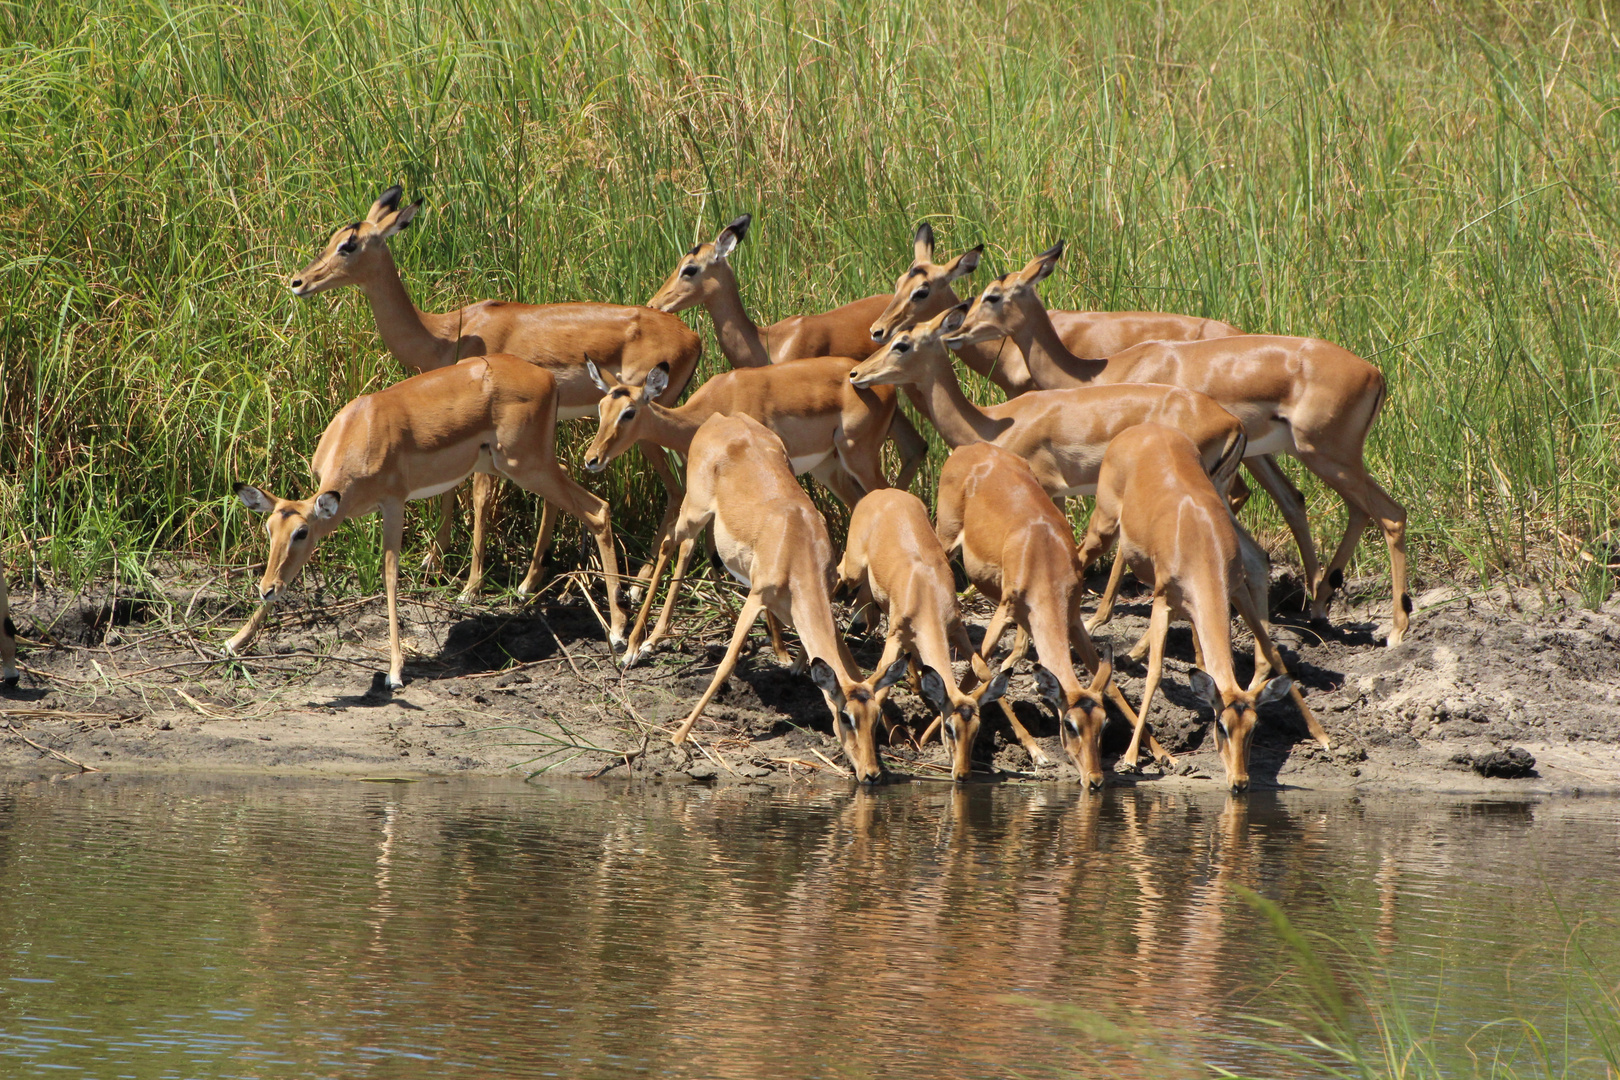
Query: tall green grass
2 0 1618 602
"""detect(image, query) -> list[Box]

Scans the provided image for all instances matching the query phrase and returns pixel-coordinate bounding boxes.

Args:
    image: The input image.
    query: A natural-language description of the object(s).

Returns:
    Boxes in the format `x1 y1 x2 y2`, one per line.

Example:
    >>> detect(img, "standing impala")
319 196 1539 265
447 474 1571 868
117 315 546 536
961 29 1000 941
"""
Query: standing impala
867 223 1244 397
1075 424 1331 792
834 489 1012 782
850 305 1248 501
654 414 909 783
583 358 900 662
935 442 1142 788
228 355 626 687
1 563 17 687
953 243 1411 645
648 214 928 491
291 186 701 598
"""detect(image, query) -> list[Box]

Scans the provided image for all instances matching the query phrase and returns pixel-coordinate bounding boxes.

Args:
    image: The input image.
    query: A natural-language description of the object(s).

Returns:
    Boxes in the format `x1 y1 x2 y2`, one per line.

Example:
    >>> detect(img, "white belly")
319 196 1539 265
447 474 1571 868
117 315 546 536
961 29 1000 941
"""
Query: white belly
790 449 833 474
1244 423 1297 457
1051 483 1097 499
407 477 468 502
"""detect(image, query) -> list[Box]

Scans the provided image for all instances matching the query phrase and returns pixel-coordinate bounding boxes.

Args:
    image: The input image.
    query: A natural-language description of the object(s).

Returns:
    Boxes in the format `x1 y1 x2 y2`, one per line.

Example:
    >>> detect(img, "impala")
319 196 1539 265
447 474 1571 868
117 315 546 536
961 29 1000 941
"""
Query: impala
954 243 1410 645
935 442 1140 788
850 305 1248 501
834 489 1012 781
653 414 909 782
1075 424 1331 792
291 185 701 597
1 564 16 686
228 355 626 687
649 213 928 490
583 357 901 661
868 223 1244 397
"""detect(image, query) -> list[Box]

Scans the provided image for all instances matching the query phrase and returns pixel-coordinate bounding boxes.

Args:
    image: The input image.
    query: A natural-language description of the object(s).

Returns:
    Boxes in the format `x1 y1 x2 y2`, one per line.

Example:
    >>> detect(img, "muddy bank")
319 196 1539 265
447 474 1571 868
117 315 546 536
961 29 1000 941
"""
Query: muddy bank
0 565 1616 792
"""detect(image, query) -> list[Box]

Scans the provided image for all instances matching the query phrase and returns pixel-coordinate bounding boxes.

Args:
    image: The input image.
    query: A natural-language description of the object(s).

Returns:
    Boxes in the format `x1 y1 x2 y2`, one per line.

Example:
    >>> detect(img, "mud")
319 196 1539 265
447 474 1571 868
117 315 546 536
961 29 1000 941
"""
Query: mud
1 563 1616 793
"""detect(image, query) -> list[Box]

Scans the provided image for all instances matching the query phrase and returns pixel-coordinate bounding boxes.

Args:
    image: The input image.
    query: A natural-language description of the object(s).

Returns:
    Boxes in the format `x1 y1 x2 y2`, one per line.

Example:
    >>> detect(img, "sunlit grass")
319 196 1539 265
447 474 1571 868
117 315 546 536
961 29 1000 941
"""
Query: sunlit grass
2 0 1618 607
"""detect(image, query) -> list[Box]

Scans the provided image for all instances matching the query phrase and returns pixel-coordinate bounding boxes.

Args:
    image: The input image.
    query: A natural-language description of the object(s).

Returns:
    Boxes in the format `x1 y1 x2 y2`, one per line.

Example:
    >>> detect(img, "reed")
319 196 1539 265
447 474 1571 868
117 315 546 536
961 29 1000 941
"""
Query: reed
2 0 1617 606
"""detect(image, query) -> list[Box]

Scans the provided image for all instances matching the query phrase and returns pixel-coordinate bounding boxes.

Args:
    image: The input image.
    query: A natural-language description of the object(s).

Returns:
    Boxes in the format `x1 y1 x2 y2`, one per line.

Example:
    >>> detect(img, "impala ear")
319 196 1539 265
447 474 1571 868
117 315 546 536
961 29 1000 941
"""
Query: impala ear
912 222 935 264
875 655 911 691
714 214 750 259
311 491 342 520
944 244 983 282
378 198 421 239
978 668 1012 707
235 484 277 514
808 657 843 698
587 359 612 395
642 361 670 401
1255 675 1295 707
1022 240 1064 286
1188 668 1222 711
1032 665 1065 712
366 185 404 222
918 667 950 714
938 303 970 335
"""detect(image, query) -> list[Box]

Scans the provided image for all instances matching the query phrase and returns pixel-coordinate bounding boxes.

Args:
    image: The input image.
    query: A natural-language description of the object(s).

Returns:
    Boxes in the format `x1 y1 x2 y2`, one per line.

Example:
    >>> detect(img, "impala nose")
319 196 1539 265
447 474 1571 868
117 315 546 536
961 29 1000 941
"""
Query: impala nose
584 456 605 472
870 326 886 342
289 277 303 291
1231 779 1251 794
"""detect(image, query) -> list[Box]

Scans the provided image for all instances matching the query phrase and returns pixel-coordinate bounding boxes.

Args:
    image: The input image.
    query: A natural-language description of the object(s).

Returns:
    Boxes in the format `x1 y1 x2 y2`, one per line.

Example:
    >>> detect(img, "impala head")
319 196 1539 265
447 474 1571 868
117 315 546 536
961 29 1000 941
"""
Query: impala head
869 222 983 344
288 185 423 297
1034 646 1115 790
919 665 1012 782
849 303 968 389
811 655 910 784
949 240 1064 349
648 214 750 313
583 360 669 472
234 485 343 603
1189 669 1294 794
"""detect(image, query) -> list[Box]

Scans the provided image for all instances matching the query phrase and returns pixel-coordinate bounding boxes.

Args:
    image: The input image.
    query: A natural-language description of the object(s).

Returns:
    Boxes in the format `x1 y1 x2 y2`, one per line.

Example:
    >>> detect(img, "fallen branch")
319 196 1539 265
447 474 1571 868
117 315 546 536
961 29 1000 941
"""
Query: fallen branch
2 721 101 773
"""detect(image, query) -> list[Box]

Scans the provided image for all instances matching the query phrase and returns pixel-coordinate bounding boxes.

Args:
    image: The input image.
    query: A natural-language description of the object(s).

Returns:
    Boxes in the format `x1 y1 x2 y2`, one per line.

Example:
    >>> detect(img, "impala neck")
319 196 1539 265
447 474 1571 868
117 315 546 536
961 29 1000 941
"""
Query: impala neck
1018 300 1107 385
911 356 1012 449
360 248 455 373
635 400 709 457
703 264 772 368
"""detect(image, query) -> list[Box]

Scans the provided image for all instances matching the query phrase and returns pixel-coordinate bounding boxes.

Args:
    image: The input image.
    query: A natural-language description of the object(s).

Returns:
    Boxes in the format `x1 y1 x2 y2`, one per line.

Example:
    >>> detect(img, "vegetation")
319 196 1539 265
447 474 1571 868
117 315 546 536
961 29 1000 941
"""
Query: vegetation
3 0 1619 605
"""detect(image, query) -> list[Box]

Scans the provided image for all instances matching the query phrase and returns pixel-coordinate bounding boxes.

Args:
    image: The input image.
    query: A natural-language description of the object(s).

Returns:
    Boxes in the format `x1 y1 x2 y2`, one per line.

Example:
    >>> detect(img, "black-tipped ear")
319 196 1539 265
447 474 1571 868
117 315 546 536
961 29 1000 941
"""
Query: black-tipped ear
1033 665 1065 711
808 657 843 698
875 655 911 691
587 359 611 395
236 484 276 514
642 361 671 401
311 491 342 520
367 185 404 222
939 302 970 334
918 667 950 714
724 213 752 239
714 216 748 260
1255 676 1294 707
978 668 1012 707
1188 668 1222 711
913 221 935 264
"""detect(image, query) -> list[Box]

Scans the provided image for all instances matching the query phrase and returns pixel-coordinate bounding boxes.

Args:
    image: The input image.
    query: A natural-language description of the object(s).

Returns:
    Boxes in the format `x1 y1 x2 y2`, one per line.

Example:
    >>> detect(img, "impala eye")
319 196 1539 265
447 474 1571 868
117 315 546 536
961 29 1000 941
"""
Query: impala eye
985 293 1002 304
910 288 928 301
680 265 699 278
621 408 636 421
292 526 309 541
337 241 358 256
893 341 910 353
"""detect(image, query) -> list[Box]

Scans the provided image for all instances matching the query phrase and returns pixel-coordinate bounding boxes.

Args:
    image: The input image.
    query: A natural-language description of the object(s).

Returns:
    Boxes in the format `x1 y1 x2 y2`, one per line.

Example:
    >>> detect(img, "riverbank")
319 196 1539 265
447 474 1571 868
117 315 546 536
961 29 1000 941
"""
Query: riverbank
2 566 1615 794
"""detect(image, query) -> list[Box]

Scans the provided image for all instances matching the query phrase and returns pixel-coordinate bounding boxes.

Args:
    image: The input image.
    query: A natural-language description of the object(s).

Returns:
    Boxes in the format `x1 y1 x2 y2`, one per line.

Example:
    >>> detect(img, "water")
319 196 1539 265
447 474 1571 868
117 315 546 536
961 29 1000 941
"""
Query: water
0 776 1614 1079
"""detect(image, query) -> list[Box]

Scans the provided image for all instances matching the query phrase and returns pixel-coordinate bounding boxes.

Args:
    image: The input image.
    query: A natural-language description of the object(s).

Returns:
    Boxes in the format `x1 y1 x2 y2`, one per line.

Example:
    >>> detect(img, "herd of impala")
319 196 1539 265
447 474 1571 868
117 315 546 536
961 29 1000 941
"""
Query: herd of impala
212 186 1405 793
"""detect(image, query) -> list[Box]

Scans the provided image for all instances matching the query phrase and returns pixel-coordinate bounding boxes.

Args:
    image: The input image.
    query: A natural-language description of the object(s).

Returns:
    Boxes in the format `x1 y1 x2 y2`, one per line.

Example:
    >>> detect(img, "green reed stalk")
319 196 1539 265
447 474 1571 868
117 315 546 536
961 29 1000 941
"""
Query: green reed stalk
2 0 1617 605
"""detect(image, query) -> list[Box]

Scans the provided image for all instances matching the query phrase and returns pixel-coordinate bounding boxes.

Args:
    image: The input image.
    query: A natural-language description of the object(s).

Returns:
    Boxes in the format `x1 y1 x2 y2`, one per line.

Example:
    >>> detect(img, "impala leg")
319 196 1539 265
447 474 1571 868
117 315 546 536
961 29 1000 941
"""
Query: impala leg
460 473 497 601
516 501 559 596
507 463 627 651
1237 594 1332 750
1298 452 1410 646
673 592 766 745
382 500 407 689
888 409 931 493
624 536 678 664
1086 554 1129 633
423 490 455 574
869 633 906 707
1245 455 1316 612
636 441 685 591
1069 618 1141 731
1122 595 1172 770
223 602 269 657
636 539 697 663
1226 472 1253 514
766 612 794 665
978 600 1015 665
808 458 868 509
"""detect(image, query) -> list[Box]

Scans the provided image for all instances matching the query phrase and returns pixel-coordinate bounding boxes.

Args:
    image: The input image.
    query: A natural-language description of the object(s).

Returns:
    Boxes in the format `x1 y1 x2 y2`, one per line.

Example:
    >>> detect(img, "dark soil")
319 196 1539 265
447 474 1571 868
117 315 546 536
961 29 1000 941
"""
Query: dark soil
2 561 1617 793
